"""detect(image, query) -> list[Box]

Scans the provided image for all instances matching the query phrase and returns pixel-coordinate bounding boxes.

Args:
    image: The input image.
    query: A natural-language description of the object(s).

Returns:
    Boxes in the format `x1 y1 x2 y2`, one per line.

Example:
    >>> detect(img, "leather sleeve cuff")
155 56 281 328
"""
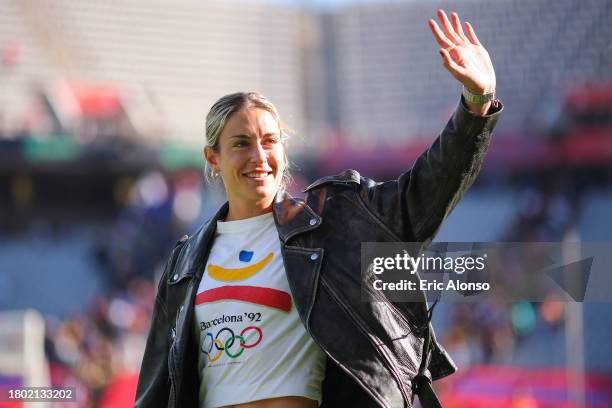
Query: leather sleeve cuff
451 95 504 140
459 94 504 118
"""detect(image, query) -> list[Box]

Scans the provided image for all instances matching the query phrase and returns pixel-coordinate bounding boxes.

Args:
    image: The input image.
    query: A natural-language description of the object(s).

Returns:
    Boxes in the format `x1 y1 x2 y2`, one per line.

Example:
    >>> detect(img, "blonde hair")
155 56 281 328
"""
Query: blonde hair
204 91 291 188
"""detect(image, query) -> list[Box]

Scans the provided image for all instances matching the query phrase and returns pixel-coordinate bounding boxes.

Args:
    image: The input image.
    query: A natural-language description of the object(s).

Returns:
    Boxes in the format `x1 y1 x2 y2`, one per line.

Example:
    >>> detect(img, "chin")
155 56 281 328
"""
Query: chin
252 185 279 202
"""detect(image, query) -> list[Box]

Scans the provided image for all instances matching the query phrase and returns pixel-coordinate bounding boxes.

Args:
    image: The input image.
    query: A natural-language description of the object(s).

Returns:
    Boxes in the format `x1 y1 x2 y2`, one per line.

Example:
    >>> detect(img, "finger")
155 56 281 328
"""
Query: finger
464 21 482 46
451 12 466 41
437 9 461 44
439 48 466 80
428 19 454 49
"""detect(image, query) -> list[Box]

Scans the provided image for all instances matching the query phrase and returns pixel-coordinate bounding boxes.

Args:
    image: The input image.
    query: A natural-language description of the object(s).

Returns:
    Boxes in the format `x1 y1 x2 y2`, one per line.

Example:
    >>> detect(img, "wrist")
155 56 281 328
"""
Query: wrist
462 85 495 105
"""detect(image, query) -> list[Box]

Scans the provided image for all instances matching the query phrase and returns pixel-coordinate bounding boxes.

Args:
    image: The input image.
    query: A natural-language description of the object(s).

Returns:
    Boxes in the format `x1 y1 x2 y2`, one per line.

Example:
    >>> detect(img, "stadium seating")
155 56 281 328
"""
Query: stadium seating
1 0 609 148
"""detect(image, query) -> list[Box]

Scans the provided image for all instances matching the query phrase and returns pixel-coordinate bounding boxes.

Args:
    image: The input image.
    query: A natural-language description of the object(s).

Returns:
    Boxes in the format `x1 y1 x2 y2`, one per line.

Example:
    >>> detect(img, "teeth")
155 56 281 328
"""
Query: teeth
245 172 270 178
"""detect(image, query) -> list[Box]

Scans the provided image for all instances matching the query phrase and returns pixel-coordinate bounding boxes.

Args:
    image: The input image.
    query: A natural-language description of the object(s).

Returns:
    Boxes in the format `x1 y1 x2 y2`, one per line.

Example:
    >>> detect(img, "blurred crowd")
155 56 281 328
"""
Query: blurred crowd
442 176 577 367
43 278 154 407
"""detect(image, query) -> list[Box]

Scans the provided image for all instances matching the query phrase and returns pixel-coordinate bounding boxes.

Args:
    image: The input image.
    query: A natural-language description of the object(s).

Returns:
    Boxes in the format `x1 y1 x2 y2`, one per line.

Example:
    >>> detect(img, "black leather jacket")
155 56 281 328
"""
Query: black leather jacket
135 97 503 408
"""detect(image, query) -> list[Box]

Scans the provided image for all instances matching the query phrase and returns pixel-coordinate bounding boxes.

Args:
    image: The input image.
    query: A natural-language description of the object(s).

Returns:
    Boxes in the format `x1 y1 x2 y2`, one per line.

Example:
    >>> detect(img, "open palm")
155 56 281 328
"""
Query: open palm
428 9 496 95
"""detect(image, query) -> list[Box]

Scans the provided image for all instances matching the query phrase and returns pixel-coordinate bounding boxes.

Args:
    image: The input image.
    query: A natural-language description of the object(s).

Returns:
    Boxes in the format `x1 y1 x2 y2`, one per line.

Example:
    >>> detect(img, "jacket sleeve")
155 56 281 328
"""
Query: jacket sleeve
135 243 184 407
360 95 503 244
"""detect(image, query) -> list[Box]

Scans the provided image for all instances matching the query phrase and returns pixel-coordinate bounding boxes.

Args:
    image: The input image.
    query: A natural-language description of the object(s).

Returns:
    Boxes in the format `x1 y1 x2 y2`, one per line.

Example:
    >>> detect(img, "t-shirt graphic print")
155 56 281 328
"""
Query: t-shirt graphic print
194 212 326 408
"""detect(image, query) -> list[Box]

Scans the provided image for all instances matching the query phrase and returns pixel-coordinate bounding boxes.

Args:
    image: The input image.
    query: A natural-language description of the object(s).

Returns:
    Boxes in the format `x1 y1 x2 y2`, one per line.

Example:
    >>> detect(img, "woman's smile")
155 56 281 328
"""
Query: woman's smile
205 106 286 220
243 169 273 181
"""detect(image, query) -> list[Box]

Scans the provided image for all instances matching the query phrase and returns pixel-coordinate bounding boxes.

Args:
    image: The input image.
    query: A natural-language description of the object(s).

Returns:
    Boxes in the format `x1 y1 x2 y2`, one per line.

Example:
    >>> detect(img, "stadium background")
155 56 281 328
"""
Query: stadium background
0 0 611 406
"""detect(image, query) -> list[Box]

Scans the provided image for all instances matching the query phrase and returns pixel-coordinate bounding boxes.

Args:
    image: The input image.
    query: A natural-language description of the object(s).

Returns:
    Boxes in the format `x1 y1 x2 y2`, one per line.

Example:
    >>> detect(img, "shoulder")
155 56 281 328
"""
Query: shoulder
303 169 374 193
301 170 382 215
164 204 227 279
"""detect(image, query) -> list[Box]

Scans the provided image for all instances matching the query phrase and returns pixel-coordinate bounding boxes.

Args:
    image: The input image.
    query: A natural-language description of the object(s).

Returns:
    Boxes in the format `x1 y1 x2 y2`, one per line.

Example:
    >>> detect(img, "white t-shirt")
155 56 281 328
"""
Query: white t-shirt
194 212 326 408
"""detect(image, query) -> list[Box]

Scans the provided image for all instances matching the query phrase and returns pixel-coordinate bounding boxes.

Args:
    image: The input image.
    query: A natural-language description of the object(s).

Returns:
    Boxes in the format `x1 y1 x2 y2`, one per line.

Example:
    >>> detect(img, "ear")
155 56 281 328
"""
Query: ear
204 146 219 172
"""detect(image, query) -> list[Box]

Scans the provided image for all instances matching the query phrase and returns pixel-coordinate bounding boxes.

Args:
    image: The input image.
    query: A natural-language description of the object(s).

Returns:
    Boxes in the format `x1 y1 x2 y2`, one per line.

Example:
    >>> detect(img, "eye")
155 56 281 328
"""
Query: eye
234 140 249 148
263 137 280 147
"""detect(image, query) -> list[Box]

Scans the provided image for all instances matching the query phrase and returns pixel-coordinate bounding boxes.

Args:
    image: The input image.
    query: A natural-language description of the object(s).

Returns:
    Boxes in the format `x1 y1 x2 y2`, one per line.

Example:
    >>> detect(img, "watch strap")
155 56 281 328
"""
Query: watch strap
462 86 495 104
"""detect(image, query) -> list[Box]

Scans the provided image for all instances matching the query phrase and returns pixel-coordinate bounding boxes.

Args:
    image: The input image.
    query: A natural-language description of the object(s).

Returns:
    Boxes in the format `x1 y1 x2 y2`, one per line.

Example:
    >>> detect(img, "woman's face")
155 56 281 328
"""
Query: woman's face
205 107 285 214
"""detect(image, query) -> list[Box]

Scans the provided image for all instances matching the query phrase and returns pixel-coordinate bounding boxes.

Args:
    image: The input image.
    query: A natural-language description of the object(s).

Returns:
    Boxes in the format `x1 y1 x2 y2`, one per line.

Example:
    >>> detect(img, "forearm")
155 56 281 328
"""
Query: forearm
406 96 502 240
361 96 503 243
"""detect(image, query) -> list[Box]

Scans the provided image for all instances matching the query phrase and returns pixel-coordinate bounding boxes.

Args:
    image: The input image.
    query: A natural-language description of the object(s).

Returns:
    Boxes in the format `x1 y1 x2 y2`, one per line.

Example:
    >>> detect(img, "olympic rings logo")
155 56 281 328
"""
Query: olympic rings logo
201 326 263 363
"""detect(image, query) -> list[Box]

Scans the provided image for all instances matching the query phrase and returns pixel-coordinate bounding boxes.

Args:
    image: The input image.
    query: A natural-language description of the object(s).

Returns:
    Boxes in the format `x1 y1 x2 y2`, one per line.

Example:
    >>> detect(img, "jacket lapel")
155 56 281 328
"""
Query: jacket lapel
273 190 324 329
280 245 324 330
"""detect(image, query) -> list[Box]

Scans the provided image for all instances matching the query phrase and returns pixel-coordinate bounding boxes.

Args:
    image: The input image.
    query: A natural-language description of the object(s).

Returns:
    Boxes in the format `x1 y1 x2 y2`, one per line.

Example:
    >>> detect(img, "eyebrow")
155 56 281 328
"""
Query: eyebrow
228 133 279 139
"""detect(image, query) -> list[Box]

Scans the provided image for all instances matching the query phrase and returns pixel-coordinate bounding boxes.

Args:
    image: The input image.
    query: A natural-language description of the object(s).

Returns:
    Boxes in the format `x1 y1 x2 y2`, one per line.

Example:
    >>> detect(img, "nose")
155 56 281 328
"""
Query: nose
249 139 268 164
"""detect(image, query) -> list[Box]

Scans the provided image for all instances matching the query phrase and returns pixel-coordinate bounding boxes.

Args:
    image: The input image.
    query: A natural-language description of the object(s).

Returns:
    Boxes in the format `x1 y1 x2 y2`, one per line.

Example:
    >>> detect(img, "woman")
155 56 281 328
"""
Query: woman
136 9 502 408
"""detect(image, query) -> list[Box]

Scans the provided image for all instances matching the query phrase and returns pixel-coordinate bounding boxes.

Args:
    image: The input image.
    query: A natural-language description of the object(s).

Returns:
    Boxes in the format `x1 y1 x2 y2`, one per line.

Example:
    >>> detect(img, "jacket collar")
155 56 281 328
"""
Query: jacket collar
272 189 322 243
174 190 320 281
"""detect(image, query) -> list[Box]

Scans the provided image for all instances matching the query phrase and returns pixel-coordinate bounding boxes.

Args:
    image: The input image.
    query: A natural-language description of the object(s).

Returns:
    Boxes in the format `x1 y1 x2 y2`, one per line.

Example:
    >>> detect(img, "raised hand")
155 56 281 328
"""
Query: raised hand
428 9 496 109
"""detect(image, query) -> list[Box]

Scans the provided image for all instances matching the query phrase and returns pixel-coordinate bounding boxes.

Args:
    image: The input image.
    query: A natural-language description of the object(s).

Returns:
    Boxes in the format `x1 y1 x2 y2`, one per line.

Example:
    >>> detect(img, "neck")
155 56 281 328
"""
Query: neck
225 196 275 221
